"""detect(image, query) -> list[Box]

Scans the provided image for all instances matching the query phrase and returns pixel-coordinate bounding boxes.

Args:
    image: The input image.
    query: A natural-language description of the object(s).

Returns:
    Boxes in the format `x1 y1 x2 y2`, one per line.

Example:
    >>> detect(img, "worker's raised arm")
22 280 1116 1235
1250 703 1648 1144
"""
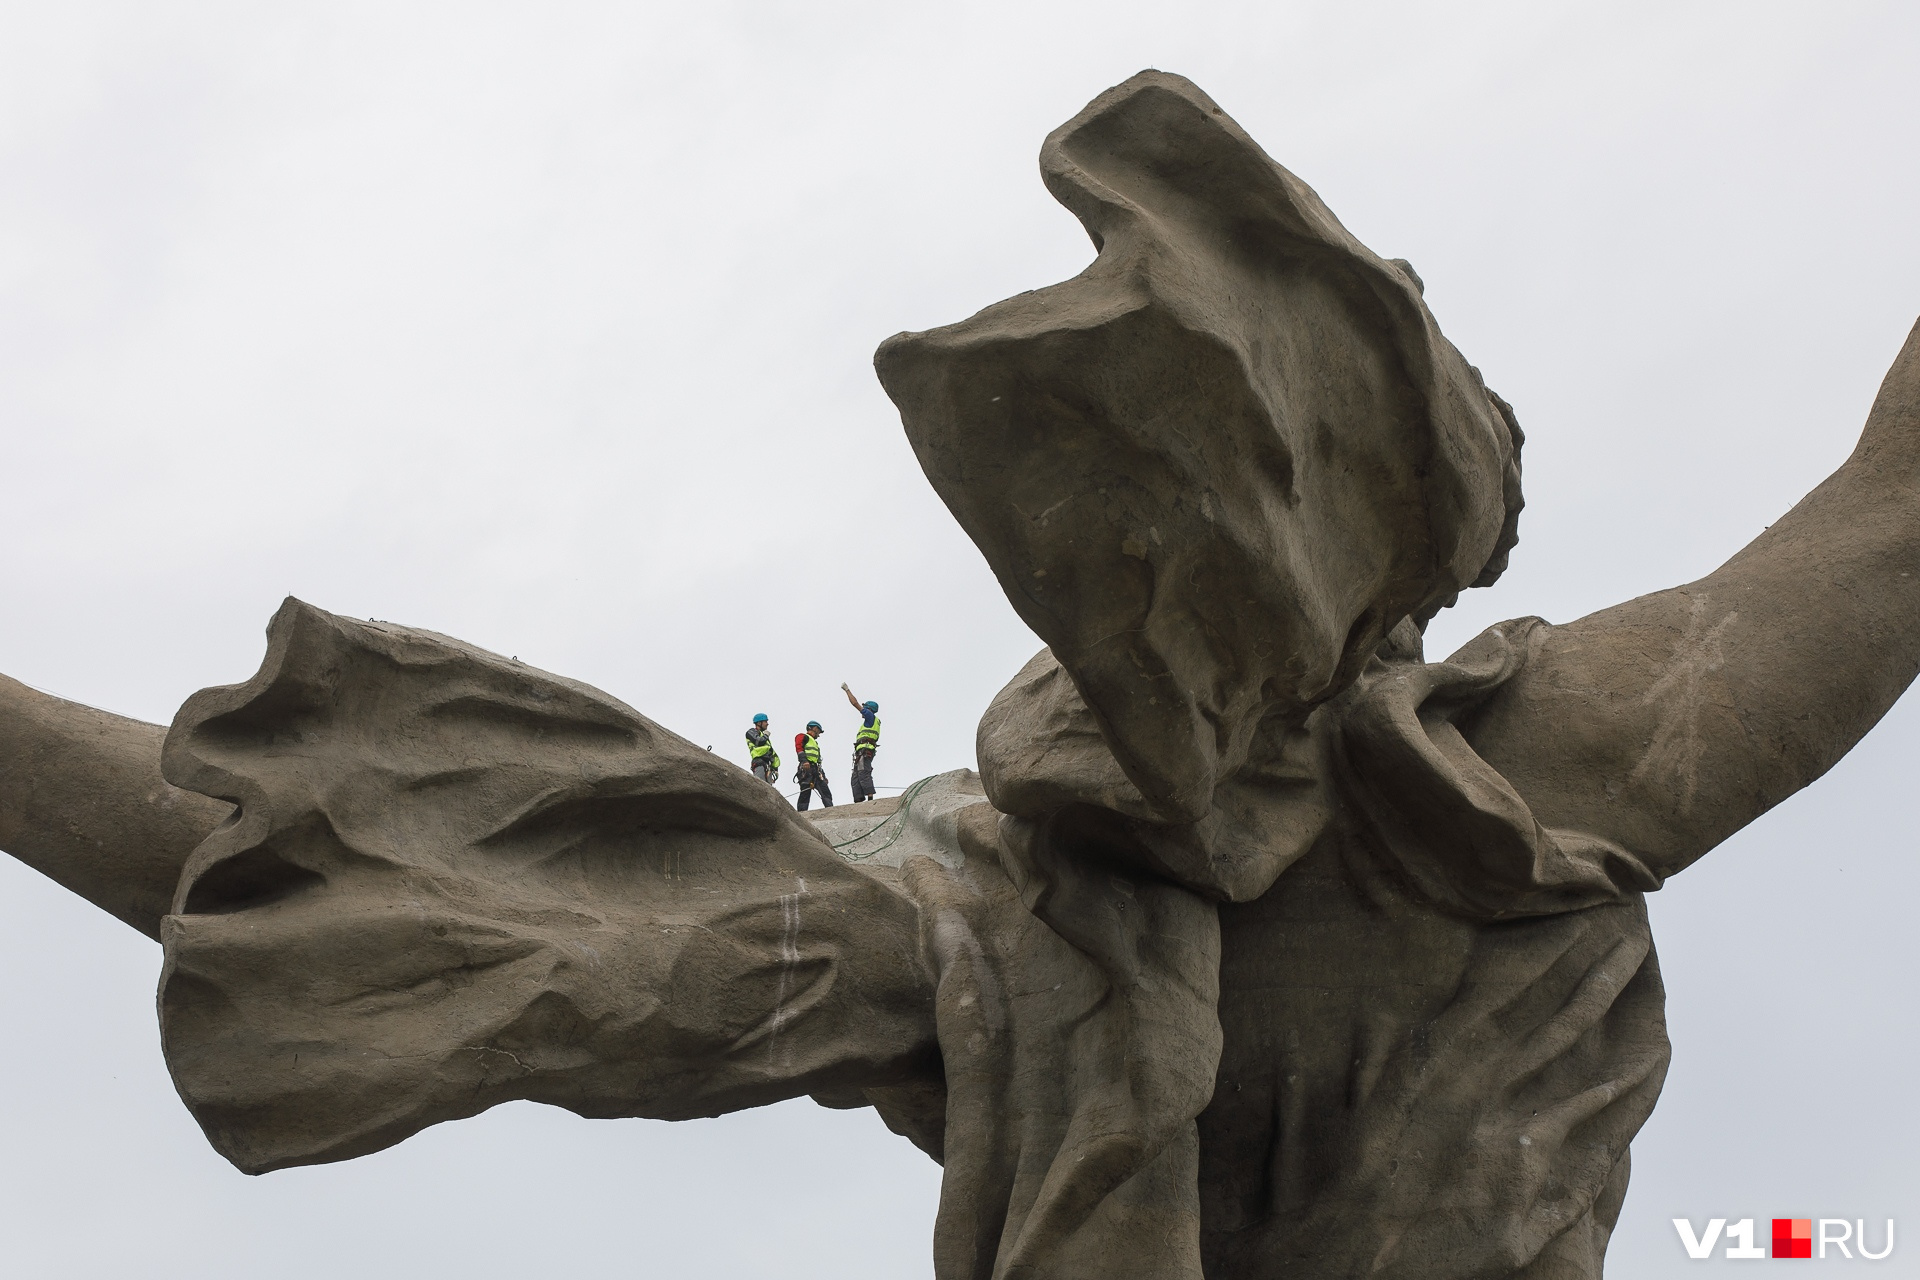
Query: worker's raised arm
1461 317 1920 881
842 683 864 712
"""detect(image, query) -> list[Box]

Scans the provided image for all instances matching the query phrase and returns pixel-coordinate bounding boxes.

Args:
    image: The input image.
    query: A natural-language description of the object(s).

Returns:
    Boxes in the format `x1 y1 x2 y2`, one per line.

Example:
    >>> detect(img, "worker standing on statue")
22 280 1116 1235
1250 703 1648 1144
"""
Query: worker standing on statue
794 721 833 810
745 713 779 786
841 683 881 803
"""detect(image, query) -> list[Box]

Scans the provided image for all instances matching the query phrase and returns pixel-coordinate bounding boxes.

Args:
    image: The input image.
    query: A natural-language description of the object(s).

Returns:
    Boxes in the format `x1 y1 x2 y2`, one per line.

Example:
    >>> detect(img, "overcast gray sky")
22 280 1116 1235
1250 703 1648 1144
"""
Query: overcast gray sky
2 2 1917 1275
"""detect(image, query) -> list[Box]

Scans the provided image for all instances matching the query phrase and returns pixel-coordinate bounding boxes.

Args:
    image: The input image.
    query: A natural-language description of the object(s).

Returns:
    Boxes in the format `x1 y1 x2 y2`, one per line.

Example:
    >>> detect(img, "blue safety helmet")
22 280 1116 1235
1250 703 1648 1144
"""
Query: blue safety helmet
806 720 822 731
752 713 768 724
863 701 879 713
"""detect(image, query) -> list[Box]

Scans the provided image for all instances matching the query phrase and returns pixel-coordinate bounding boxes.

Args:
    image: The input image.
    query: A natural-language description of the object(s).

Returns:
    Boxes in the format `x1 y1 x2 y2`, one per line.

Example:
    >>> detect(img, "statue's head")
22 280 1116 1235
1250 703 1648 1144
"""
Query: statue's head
878 71 1522 900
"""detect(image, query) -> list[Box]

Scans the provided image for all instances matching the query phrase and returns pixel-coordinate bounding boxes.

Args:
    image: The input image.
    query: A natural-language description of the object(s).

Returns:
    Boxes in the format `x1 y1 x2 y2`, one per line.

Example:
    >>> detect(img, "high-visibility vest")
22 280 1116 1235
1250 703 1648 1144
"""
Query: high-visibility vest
746 728 779 769
801 734 822 765
855 716 881 754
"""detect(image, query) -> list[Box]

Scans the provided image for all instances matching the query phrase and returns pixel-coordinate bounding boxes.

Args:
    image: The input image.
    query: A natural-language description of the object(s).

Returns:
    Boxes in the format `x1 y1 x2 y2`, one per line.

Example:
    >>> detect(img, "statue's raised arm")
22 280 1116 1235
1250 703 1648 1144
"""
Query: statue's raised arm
1460 320 1920 879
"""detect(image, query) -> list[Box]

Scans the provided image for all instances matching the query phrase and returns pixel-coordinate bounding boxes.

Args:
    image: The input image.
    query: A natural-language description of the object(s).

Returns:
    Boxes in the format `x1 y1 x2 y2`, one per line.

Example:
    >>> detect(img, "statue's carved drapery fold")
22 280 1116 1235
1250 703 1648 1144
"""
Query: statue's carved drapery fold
1337 619 1666 918
157 600 938 1173
954 625 1676 1279
1195 631 1671 1278
895 810 1219 1280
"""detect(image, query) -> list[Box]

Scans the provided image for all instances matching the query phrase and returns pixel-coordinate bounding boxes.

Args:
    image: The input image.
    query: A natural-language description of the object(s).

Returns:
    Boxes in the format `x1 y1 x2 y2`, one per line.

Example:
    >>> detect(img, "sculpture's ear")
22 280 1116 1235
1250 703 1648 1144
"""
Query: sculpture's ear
877 70 1520 827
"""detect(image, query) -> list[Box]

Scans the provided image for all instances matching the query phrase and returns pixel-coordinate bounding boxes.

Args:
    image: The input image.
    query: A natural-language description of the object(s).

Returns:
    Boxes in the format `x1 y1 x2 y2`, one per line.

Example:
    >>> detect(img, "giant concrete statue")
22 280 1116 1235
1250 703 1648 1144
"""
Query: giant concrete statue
4 71 1917 1279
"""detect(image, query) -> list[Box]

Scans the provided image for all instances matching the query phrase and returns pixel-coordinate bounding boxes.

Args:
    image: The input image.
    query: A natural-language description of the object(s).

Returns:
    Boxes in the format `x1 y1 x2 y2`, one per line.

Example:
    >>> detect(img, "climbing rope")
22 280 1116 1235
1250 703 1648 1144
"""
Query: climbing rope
827 774 936 860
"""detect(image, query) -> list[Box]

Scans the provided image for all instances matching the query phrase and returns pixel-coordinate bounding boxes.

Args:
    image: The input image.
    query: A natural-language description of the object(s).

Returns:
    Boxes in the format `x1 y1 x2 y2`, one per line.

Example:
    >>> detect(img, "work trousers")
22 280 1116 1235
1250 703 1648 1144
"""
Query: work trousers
797 763 833 810
752 759 777 786
851 748 876 802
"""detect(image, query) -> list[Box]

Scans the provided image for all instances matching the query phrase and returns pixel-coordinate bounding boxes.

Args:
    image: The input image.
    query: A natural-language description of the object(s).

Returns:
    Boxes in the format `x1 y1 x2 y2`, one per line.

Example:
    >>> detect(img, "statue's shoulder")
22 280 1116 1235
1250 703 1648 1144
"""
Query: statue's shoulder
1332 618 1663 919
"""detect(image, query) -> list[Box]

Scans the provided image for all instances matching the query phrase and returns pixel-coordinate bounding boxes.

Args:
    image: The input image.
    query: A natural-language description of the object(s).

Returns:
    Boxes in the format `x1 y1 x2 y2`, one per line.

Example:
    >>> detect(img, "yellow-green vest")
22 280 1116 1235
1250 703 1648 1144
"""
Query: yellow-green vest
746 727 778 769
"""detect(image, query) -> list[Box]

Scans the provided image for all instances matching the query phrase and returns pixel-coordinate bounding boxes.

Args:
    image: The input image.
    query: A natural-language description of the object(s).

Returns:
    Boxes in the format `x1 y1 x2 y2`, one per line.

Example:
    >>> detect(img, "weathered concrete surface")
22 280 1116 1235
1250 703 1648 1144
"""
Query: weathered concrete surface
155 600 939 1174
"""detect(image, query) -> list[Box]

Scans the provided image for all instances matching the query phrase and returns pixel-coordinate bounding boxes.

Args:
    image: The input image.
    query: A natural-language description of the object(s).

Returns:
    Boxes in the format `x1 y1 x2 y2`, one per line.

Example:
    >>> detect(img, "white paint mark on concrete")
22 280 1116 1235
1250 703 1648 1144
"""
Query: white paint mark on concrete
1630 593 1738 808
767 877 807 1065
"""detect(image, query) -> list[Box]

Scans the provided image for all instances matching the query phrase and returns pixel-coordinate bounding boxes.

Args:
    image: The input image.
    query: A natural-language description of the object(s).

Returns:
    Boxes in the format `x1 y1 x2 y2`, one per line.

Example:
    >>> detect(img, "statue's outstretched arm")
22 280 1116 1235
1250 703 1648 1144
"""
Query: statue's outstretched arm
0 674 229 939
1463 318 1920 879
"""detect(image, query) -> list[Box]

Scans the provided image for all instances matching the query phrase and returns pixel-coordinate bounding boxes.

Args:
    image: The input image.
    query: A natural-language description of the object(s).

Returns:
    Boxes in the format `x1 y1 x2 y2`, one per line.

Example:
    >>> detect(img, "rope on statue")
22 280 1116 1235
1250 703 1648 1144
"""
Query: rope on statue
829 775 935 860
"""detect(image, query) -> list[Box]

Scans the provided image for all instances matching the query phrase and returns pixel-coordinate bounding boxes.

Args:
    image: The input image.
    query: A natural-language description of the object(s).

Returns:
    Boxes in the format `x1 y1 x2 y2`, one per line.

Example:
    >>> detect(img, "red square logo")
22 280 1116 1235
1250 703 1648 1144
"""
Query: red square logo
1772 1218 1812 1259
